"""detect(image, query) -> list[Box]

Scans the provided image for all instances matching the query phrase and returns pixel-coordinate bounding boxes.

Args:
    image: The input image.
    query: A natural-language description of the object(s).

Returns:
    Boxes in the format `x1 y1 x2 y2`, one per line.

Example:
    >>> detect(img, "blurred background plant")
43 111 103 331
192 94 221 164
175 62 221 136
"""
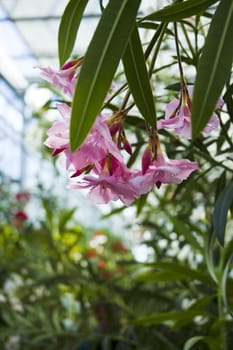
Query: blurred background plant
1 150 233 350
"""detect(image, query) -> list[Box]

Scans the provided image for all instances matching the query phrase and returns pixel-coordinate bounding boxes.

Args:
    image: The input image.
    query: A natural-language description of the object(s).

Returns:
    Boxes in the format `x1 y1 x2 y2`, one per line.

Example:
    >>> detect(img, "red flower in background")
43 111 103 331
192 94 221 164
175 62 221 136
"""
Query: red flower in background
15 191 30 203
97 260 107 270
12 210 28 228
111 241 128 253
14 210 28 221
86 249 97 259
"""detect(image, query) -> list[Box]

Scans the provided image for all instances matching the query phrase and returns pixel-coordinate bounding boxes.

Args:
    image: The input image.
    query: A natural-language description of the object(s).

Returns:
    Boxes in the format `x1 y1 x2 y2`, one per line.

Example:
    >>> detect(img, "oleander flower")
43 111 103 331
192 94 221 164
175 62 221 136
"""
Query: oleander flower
38 58 82 97
157 84 223 139
44 103 123 177
132 137 199 195
71 156 138 205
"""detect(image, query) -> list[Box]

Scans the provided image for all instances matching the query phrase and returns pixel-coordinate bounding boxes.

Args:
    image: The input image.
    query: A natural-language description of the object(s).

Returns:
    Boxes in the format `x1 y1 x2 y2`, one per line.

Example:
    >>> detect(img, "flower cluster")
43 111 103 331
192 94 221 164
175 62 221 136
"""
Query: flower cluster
157 84 224 139
11 191 30 227
40 59 222 205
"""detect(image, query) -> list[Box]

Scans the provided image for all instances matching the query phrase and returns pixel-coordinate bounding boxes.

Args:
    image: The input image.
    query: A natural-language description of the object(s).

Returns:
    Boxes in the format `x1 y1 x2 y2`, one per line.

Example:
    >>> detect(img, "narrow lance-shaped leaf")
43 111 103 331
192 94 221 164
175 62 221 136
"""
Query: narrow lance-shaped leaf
123 24 156 128
221 253 233 312
192 0 233 137
212 180 233 246
204 229 218 283
58 0 89 66
144 0 218 22
133 309 208 326
136 261 214 286
183 336 205 350
183 336 219 350
70 0 141 151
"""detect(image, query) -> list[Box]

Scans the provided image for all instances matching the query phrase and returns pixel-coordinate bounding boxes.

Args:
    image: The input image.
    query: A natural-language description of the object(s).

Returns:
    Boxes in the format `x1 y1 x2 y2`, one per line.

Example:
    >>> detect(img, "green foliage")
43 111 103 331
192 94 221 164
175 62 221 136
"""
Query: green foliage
144 0 219 22
3 170 233 349
213 181 233 246
191 0 233 137
0 184 135 349
123 24 157 128
58 0 89 66
69 0 141 151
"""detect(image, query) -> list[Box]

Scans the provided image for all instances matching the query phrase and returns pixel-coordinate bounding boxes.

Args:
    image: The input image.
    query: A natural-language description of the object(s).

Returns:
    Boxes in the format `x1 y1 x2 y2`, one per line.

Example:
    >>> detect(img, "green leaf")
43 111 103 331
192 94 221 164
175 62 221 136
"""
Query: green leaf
213 180 233 246
70 0 141 151
183 336 206 350
221 253 233 312
133 309 208 326
58 208 76 232
144 0 218 22
122 25 156 127
204 229 218 283
165 213 203 252
58 0 89 66
136 193 148 216
183 336 220 350
191 0 233 137
136 261 214 286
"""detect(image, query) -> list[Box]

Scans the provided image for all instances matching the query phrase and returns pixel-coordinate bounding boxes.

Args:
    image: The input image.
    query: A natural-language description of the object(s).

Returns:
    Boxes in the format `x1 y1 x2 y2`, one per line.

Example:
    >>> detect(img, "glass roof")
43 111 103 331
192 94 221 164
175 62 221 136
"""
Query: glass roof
0 0 164 91
0 0 103 91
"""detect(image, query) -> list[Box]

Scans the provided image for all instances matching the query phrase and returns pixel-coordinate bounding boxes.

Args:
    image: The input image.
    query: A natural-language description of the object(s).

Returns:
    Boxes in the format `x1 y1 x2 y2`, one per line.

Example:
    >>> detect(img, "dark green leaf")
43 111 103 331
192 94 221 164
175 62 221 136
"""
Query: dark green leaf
204 228 218 283
133 309 208 326
136 261 214 286
101 206 126 219
58 208 76 232
123 25 156 127
183 336 205 350
144 0 218 22
165 213 203 251
183 336 220 350
58 0 89 66
70 0 141 151
136 193 148 216
221 253 233 312
192 0 233 137
213 181 233 246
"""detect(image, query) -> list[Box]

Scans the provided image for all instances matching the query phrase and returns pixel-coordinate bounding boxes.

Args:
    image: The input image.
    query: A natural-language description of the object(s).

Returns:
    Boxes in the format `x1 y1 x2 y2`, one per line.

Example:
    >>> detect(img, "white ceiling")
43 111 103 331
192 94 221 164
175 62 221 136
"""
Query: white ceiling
0 0 103 93
0 0 165 94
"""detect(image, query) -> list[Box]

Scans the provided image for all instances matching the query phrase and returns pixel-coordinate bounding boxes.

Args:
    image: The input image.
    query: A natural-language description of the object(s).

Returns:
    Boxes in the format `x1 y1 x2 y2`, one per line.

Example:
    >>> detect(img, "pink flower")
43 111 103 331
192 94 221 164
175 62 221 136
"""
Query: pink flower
71 174 137 205
71 156 138 205
44 103 123 176
44 103 70 153
38 58 82 97
132 139 199 195
149 153 199 185
157 84 223 139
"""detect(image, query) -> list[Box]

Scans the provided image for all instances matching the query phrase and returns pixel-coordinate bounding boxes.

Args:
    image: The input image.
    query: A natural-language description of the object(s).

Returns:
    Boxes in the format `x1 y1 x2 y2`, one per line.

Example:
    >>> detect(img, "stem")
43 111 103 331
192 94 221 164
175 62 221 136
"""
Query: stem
120 90 131 110
181 22 196 59
217 247 227 350
103 83 128 108
194 16 200 59
144 22 167 60
174 22 185 86
148 22 168 77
